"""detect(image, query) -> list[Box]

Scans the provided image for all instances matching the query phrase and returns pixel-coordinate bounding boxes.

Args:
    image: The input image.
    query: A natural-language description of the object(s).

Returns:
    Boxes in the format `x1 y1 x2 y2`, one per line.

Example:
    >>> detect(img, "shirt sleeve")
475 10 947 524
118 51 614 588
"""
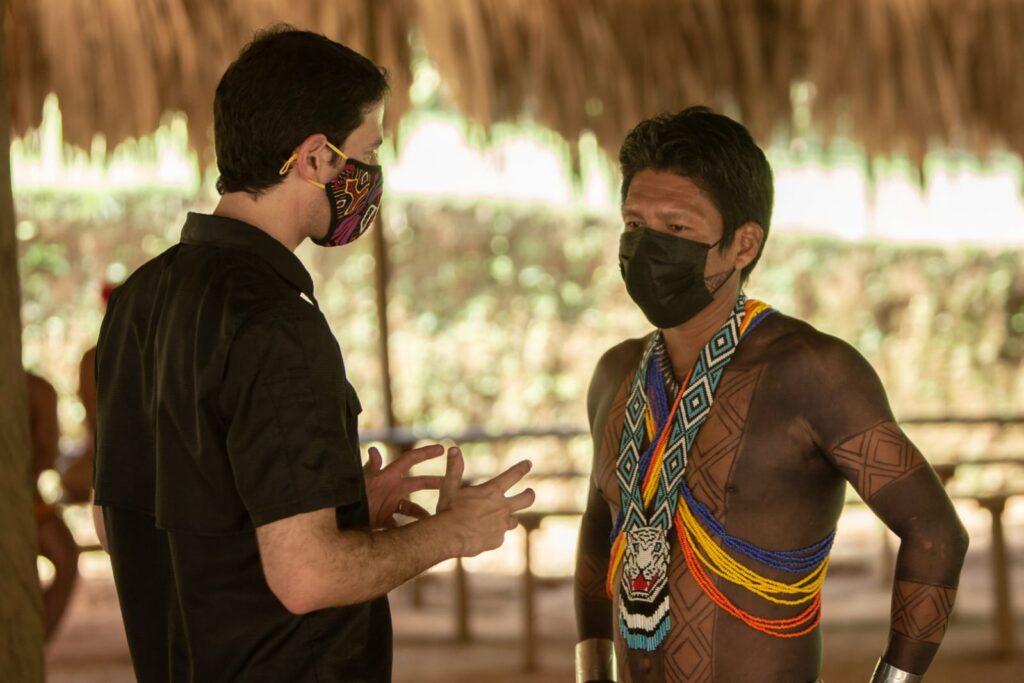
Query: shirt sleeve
220 307 364 527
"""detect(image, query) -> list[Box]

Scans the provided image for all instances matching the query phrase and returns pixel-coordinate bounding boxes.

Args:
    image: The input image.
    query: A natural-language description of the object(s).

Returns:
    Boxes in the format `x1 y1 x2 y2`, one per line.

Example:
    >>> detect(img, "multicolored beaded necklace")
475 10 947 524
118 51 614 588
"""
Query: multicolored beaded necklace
607 296 835 649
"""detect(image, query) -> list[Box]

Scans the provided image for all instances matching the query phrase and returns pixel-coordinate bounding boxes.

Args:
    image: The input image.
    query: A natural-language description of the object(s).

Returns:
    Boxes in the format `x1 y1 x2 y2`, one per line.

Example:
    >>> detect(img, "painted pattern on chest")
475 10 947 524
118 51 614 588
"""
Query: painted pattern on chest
599 364 765 682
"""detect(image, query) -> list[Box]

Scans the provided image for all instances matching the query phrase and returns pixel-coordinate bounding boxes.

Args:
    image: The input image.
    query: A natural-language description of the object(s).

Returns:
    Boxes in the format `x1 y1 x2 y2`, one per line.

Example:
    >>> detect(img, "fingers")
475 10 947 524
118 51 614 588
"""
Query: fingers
507 516 520 531
401 475 445 495
364 446 383 474
505 488 536 514
484 459 533 494
393 443 445 471
437 446 465 512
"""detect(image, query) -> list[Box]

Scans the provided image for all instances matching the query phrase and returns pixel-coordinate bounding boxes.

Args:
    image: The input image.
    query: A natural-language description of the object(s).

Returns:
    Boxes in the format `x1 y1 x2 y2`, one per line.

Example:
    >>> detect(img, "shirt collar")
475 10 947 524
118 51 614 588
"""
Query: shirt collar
180 212 315 300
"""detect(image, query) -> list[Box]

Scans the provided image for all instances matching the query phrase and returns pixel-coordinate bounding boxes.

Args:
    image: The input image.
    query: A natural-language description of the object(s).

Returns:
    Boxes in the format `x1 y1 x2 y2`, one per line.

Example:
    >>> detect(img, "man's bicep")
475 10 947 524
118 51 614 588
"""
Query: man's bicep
587 339 644 430
577 484 612 590
828 420 928 507
575 483 614 639
587 353 615 430
811 349 967 582
802 335 926 505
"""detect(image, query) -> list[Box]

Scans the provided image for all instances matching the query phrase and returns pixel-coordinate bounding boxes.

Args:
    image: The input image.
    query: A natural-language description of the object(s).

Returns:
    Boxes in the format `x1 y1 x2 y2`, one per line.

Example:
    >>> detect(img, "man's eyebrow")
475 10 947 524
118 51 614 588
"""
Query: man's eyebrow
621 207 695 219
656 209 699 222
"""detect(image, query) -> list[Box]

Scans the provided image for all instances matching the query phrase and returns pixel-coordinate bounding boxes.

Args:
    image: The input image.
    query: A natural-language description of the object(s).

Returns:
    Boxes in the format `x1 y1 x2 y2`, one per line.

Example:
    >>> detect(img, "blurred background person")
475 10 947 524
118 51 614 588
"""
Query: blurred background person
26 369 79 642
57 281 113 504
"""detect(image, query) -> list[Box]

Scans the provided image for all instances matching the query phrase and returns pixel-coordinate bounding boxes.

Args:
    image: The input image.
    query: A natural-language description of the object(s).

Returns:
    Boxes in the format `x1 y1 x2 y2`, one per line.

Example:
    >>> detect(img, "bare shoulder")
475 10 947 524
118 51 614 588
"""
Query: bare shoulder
593 337 647 380
587 336 648 426
749 312 873 379
589 337 647 397
748 312 895 448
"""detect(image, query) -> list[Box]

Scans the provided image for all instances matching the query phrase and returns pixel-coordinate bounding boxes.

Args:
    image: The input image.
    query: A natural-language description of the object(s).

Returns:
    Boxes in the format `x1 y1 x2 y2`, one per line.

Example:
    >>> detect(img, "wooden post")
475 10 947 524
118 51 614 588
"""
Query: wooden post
363 0 419 606
363 0 399 454
371 209 397 443
454 558 470 642
521 520 538 672
979 496 1014 657
0 2 46 677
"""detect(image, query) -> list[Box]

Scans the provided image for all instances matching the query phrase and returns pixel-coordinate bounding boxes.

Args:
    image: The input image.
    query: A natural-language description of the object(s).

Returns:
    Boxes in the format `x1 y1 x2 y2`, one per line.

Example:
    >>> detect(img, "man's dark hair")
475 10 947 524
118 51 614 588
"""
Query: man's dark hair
214 26 389 195
619 106 774 281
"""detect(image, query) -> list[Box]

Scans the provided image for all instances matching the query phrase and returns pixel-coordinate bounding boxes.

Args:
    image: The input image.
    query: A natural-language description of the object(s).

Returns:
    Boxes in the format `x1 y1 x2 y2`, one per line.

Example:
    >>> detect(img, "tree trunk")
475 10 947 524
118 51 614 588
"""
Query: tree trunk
0 0 46 677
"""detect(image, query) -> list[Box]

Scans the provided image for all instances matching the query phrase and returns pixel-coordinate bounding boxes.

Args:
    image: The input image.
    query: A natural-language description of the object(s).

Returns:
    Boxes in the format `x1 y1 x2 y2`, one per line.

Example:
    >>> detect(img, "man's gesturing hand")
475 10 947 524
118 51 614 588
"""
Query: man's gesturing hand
436 446 535 557
363 444 446 529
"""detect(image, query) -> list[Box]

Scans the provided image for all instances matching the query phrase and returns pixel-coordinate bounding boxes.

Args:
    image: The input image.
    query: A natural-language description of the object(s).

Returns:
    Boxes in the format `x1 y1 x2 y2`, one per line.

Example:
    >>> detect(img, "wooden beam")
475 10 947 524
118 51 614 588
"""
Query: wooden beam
0 0 45 677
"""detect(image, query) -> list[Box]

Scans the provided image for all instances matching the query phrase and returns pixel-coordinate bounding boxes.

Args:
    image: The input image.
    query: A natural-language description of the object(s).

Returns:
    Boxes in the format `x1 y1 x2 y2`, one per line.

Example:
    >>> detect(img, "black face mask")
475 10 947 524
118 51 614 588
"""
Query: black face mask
619 228 733 329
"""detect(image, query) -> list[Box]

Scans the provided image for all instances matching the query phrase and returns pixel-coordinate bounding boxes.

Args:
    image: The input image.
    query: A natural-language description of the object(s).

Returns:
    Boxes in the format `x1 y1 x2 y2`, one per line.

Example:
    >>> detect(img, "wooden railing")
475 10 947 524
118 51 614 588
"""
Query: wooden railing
360 417 1024 670
55 417 1024 673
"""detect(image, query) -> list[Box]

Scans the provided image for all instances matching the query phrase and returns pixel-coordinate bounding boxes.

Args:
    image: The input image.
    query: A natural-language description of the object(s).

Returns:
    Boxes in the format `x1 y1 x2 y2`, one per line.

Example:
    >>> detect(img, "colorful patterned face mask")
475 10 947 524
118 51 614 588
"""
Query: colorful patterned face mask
279 141 384 247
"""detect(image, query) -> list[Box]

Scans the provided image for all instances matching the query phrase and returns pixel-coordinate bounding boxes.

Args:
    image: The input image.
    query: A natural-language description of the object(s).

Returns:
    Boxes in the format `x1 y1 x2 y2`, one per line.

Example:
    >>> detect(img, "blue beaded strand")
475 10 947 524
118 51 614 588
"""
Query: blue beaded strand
678 479 835 573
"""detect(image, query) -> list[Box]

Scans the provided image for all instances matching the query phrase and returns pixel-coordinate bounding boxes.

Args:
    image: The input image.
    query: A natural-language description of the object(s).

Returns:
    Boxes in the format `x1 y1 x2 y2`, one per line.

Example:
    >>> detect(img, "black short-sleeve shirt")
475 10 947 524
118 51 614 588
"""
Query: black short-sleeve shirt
94 212 391 682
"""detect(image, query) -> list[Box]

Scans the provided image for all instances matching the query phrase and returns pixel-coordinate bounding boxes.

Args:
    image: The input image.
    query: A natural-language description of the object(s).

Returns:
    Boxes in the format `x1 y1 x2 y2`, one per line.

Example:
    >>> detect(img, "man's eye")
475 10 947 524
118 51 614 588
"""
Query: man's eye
668 224 686 233
624 221 644 231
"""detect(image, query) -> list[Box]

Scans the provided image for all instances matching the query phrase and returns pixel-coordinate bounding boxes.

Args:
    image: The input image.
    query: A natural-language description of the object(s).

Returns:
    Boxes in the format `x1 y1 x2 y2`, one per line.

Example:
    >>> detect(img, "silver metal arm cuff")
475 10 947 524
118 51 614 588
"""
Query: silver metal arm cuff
575 638 616 683
870 658 923 683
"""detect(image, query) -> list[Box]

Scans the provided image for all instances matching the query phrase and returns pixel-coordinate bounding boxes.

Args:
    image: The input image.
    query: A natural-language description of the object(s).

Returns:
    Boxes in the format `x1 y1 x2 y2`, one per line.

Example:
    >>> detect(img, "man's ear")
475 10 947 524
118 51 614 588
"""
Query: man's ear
290 134 334 184
732 222 764 272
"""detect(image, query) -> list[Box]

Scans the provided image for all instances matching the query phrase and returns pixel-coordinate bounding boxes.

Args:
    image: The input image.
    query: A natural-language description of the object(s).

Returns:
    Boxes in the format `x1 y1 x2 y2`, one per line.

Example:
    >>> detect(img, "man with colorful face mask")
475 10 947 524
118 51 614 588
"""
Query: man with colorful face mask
92 27 533 682
573 107 968 683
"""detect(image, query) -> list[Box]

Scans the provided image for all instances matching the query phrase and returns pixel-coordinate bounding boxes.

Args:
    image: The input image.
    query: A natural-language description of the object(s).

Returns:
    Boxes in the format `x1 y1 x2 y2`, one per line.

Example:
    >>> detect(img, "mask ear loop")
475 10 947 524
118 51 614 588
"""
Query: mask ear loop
704 237 736 296
278 142 349 190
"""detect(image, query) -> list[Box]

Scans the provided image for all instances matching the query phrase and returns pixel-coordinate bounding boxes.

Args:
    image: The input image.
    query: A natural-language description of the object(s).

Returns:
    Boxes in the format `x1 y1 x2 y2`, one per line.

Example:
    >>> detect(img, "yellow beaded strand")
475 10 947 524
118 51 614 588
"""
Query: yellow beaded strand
676 493 829 605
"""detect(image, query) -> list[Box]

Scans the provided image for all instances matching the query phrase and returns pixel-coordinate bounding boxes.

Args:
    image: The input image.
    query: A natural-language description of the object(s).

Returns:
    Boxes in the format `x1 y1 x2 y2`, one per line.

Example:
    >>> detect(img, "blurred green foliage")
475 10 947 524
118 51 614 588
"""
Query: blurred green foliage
17 191 1024 469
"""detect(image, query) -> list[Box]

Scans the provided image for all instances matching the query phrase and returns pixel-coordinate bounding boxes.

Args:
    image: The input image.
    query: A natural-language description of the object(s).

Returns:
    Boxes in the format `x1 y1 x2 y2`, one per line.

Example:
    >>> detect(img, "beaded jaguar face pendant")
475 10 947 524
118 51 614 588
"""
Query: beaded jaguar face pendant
622 526 669 599
618 526 671 649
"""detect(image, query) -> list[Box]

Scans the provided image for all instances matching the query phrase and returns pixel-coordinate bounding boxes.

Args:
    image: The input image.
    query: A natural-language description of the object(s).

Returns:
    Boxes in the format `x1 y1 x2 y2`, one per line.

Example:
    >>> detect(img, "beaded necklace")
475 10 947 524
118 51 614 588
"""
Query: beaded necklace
608 296 773 650
606 296 837 645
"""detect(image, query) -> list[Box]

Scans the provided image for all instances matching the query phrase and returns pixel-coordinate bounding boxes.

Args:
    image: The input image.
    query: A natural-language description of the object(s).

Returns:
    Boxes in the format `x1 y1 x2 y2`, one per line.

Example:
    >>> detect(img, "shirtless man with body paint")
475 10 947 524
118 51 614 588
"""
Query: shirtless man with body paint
573 107 968 683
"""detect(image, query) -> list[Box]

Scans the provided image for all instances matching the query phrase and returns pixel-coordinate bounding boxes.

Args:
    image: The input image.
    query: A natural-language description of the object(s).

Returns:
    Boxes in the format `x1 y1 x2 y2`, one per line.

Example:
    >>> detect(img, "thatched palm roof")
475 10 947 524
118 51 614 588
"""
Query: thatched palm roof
8 0 1024 164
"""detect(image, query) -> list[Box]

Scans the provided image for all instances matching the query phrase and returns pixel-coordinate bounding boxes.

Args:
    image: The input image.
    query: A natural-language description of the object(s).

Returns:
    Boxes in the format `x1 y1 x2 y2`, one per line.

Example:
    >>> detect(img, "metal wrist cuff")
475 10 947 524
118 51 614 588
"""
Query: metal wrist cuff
575 638 616 683
869 658 923 683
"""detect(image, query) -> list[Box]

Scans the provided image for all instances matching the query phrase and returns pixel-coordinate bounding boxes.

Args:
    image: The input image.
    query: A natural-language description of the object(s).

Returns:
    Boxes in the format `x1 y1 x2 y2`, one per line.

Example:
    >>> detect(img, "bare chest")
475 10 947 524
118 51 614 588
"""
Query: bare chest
595 362 833 525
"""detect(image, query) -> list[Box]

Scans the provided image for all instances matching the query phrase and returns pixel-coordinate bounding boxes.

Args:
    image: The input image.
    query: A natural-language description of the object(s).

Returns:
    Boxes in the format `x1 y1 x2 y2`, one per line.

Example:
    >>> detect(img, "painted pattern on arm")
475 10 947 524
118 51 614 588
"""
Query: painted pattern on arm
830 421 925 501
596 377 630 507
578 553 610 600
891 580 957 644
